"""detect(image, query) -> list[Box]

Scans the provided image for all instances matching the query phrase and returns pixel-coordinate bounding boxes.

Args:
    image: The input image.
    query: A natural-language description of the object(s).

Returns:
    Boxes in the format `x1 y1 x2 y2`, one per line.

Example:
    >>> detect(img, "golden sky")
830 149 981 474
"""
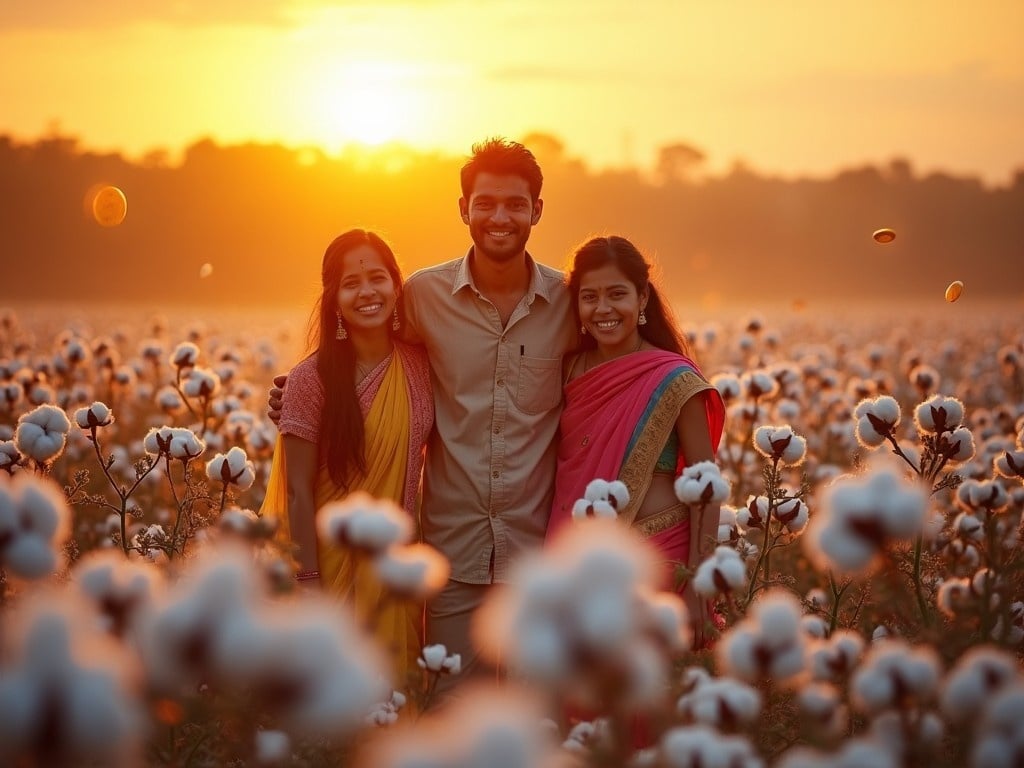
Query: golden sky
2 0 1022 183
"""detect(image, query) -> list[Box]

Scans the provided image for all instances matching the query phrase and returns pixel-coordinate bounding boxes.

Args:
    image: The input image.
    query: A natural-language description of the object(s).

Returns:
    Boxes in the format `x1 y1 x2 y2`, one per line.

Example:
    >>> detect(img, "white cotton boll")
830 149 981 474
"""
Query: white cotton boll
753 425 807 466
584 478 611 502
319 493 413 554
953 512 985 542
170 341 200 368
659 725 762 768
743 370 780 400
205 446 255 489
254 729 290 765
606 480 630 508
692 546 747 597
994 449 1024 479
678 677 762 728
774 397 801 423
807 516 876 574
374 543 450 600
737 495 769 529
851 640 941 714
418 644 448 672
143 425 175 456
957 479 1010 514
590 499 617 518
0 439 21 470
167 428 205 461
940 647 1019 723
14 403 71 463
943 426 976 465
777 497 809 533
712 373 743 403
74 550 164 635
571 498 594 520
674 460 731 505
641 591 692 652
73 401 114 429
181 367 220 399
801 615 828 639
914 394 964 434
871 712 945 759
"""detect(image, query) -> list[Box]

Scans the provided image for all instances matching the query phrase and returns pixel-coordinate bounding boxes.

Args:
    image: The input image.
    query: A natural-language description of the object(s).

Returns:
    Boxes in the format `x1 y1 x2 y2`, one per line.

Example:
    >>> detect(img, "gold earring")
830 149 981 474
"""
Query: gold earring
336 312 347 340
392 307 401 331
638 310 647 326
581 324 588 335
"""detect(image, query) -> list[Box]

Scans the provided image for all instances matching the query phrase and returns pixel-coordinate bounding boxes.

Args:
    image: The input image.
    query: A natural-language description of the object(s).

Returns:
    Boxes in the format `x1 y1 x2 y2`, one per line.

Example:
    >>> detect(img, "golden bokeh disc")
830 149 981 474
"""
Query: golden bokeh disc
945 280 964 303
199 263 214 279
92 185 127 227
872 228 896 244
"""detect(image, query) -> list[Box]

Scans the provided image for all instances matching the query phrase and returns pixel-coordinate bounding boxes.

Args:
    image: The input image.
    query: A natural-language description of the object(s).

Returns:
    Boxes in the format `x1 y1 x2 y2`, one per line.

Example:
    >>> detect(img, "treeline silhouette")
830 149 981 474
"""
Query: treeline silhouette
2 131 1022 309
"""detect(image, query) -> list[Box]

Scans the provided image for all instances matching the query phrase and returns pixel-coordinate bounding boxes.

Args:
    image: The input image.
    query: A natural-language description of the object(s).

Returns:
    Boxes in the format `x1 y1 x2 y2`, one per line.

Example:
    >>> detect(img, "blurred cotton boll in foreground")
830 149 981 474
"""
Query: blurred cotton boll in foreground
851 639 941 715
360 684 570 768
473 518 690 711
318 491 414 555
0 595 144 767
804 467 927 574
72 549 165 638
0 473 72 579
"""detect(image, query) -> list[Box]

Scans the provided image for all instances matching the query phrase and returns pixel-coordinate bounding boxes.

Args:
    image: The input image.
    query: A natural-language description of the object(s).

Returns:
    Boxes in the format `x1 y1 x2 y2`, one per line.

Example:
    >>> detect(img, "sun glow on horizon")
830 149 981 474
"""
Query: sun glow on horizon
311 58 434 148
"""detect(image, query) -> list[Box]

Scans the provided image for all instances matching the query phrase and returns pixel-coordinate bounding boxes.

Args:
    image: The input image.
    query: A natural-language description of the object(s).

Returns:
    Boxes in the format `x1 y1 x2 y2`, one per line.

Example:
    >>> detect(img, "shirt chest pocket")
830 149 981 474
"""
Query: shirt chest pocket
510 354 562 415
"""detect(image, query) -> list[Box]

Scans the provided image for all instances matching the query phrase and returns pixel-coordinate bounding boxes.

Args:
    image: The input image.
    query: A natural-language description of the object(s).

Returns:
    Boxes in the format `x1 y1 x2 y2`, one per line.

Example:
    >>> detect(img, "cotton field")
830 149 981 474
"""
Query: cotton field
0 301 1022 768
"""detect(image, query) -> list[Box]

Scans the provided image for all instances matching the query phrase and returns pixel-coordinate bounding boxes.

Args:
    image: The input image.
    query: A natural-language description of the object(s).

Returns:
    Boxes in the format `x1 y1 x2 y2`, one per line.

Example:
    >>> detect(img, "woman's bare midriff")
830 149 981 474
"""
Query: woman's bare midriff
633 471 684 525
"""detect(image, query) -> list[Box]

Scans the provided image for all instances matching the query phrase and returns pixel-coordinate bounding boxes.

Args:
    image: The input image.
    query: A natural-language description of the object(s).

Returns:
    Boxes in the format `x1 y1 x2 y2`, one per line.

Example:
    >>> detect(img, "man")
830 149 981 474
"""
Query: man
269 138 576 697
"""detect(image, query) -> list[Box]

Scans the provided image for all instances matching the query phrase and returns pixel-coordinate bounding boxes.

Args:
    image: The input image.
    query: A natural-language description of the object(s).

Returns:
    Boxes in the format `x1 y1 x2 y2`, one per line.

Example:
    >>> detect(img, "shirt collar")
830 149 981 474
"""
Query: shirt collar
452 247 553 304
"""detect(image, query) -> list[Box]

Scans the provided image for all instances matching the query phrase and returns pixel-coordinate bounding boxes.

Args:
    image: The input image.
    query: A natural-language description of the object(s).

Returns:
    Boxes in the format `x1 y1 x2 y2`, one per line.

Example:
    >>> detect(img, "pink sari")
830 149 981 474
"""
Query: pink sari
548 349 725 586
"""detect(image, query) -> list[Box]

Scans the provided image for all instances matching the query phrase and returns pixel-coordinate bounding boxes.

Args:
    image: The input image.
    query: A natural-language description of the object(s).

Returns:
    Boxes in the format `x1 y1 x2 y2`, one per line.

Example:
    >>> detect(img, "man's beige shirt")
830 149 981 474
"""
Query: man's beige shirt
404 250 576 583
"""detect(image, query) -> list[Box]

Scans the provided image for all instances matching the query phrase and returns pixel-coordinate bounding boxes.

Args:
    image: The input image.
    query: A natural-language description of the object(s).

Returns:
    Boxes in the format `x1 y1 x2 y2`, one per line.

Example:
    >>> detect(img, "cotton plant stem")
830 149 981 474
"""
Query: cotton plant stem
912 533 930 627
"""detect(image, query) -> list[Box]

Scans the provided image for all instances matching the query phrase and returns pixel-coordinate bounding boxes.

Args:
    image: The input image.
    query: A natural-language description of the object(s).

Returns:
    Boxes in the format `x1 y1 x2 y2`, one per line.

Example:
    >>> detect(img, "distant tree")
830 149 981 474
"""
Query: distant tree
520 132 566 164
655 141 706 184
887 157 914 183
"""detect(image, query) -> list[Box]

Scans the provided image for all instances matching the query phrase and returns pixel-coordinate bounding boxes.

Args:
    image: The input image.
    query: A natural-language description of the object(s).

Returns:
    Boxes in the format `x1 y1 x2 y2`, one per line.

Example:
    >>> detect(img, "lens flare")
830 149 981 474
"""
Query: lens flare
92 185 127 227
872 228 896 244
199 263 214 279
945 280 964 303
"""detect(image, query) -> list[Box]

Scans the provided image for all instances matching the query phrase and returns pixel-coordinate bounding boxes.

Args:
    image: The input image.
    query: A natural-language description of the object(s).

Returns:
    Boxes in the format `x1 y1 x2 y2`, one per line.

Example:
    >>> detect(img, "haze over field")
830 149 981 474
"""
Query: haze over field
2 1 1023 306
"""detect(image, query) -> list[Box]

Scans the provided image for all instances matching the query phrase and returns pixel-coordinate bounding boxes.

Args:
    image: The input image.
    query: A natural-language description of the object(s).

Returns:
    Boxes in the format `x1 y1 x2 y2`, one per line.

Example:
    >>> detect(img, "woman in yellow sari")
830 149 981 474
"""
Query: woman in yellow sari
260 229 433 685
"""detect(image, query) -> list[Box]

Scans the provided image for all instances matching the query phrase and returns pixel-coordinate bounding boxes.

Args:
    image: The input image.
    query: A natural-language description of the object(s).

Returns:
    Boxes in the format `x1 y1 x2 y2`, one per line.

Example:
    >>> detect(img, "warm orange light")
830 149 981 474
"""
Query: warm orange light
314 59 425 146
872 228 896 244
945 280 964 302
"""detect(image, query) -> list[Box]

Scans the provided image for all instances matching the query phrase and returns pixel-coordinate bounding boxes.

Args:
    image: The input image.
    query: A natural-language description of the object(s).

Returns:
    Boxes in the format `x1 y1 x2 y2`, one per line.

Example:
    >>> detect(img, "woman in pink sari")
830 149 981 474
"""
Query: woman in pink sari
547 235 725 644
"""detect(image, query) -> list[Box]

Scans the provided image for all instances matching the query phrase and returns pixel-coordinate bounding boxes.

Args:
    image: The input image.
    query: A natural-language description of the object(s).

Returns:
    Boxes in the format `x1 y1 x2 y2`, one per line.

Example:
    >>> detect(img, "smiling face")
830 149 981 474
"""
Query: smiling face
335 243 399 337
577 262 649 356
460 172 542 264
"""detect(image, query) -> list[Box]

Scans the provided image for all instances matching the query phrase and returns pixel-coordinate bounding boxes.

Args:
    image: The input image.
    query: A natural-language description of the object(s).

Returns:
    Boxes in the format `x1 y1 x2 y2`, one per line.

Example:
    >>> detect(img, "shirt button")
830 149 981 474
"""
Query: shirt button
496 379 504 387
490 510 497 518
492 470 499 478
493 426 501 434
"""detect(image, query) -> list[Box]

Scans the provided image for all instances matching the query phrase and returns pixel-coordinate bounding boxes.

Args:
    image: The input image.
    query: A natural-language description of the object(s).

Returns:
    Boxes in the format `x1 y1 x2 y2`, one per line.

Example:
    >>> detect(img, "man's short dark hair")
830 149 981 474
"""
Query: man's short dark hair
460 138 543 201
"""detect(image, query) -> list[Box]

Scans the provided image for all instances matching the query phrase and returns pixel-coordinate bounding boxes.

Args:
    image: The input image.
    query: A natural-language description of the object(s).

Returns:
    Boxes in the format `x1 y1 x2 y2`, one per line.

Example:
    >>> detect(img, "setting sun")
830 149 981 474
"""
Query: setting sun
313 59 427 147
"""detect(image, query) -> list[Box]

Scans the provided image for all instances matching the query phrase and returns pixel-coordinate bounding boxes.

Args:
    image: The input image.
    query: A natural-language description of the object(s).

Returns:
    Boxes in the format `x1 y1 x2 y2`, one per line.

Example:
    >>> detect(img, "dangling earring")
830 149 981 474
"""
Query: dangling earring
580 324 588 335
638 310 647 326
336 312 348 341
392 307 401 331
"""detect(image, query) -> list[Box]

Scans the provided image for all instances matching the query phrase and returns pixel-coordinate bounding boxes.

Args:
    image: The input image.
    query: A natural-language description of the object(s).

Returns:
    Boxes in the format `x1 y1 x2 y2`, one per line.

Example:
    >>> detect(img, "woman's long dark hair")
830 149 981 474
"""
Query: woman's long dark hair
306 229 404 489
566 235 693 358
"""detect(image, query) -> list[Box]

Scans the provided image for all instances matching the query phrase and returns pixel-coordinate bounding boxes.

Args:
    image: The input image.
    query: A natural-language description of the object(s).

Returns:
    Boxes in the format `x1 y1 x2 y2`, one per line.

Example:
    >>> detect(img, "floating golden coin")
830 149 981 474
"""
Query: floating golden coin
199 263 214 279
872 228 896 243
945 280 964 303
92 185 127 227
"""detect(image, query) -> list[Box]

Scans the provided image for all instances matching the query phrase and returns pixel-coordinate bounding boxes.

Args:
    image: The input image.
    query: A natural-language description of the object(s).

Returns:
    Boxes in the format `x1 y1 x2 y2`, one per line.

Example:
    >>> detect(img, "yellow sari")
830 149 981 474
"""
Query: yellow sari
261 353 422 687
